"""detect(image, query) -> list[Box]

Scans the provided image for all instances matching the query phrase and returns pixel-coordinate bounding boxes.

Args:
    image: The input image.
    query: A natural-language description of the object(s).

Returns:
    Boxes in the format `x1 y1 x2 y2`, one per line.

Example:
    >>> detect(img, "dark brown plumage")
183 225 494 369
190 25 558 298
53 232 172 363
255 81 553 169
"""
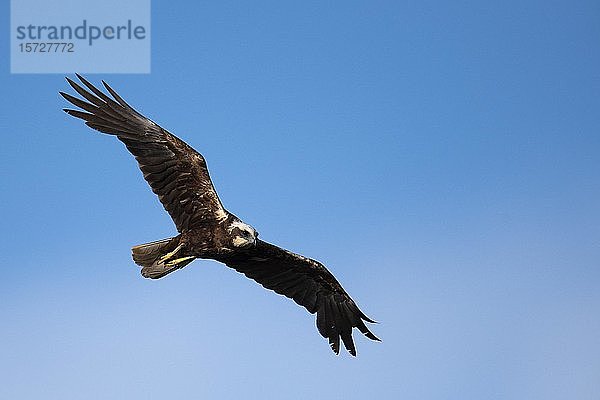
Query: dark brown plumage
60 75 380 356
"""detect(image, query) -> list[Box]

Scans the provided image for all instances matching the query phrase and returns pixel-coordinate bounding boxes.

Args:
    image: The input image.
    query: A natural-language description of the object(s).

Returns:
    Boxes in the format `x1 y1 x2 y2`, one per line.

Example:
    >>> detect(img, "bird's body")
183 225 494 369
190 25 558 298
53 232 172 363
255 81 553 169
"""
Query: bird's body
132 214 257 279
61 75 379 356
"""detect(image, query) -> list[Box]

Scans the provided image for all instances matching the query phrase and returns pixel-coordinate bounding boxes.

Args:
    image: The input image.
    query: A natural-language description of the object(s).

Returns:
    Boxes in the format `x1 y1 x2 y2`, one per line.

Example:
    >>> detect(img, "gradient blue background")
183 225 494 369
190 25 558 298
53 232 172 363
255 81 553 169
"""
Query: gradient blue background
1 1 599 399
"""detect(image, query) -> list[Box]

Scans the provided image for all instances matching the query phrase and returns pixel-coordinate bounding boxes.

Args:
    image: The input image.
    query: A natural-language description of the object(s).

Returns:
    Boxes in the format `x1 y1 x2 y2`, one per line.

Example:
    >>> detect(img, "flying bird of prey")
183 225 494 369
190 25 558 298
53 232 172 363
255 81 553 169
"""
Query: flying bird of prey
60 75 379 356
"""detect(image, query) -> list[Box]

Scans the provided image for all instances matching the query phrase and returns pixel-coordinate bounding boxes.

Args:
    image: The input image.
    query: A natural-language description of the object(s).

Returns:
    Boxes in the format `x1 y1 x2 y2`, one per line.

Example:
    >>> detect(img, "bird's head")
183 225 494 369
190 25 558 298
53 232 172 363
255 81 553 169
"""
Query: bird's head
228 220 258 249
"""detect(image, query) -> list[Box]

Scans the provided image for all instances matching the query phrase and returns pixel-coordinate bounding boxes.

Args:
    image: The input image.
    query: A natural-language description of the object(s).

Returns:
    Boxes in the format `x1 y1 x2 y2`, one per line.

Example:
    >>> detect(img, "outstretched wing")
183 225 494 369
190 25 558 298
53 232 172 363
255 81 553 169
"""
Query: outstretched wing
60 74 227 232
216 239 380 356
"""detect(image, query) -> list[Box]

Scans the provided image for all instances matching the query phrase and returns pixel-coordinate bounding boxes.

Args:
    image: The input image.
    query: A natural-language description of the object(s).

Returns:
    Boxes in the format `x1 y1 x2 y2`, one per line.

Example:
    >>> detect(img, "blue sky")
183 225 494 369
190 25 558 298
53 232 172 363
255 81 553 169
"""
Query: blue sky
1 1 599 398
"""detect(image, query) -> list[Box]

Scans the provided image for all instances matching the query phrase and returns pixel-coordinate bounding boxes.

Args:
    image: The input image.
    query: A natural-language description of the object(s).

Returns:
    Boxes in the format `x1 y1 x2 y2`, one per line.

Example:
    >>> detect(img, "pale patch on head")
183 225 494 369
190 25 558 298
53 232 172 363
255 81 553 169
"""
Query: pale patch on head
228 220 258 248
232 236 249 247
228 220 255 234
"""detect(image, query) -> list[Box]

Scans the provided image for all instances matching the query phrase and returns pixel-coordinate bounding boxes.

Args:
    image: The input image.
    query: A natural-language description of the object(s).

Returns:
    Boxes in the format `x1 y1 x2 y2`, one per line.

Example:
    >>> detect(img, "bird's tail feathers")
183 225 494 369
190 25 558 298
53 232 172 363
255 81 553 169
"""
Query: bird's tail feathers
131 236 194 279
